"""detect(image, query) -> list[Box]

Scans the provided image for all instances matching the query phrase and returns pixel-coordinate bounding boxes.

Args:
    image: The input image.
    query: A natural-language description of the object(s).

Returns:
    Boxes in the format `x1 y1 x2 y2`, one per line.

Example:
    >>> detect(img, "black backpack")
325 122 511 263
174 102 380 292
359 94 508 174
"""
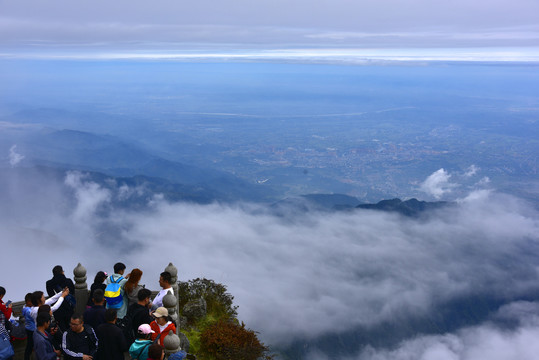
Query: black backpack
117 306 147 345
116 315 135 345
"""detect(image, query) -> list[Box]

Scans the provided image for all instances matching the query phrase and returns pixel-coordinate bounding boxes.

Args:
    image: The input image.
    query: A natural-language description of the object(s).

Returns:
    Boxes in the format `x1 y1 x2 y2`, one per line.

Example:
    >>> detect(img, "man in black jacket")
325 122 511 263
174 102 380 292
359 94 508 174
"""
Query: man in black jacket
46 265 75 331
95 309 128 360
127 288 154 341
61 315 97 360
83 290 106 330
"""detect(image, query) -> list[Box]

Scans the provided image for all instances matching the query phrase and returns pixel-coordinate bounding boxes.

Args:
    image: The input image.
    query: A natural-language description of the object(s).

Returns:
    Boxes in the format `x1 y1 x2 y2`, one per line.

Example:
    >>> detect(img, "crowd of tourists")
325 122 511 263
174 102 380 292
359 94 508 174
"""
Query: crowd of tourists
0 263 184 360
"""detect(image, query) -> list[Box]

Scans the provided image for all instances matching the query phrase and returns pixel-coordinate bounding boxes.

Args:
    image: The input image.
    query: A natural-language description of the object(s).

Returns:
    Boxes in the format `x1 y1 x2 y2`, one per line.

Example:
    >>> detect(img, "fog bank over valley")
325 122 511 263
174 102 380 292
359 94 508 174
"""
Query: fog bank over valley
1 166 538 359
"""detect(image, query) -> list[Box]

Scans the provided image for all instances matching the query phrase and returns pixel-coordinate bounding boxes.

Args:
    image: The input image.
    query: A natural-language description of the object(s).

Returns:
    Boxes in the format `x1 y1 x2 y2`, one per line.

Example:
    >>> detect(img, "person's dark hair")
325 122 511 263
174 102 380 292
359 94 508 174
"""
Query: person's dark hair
71 314 84 322
138 332 151 340
160 272 172 285
138 288 152 302
104 309 117 323
52 265 64 276
38 304 51 315
31 291 44 306
113 263 126 273
148 343 163 359
92 289 105 304
25 293 32 303
0 287 5 296
94 271 107 284
36 313 51 327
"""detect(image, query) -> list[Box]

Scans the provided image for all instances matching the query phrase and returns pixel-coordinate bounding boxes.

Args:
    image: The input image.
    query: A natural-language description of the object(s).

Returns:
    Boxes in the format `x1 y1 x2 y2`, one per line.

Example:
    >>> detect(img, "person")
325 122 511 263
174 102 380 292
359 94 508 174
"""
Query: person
105 262 129 319
149 307 176 347
129 324 154 360
30 289 69 329
152 272 173 309
87 271 107 307
33 313 61 360
22 293 35 360
0 286 13 360
106 263 129 286
37 305 62 351
147 343 164 360
95 309 128 360
46 265 75 331
61 315 98 360
83 289 106 329
127 288 154 342
125 268 144 307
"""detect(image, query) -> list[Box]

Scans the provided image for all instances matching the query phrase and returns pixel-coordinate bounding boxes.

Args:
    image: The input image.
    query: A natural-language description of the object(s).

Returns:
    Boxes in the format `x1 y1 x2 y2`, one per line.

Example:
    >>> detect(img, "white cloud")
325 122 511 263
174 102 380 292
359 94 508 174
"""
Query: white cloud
8 145 25 166
464 165 479 177
477 177 491 186
0 169 538 355
352 301 539 360
420 168 457 199
64 171 111 223
1 1 539 51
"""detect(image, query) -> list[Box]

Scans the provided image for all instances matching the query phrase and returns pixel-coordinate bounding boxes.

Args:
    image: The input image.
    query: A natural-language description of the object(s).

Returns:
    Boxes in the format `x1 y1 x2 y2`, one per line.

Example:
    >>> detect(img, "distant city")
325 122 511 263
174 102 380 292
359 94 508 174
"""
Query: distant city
1 61 537 203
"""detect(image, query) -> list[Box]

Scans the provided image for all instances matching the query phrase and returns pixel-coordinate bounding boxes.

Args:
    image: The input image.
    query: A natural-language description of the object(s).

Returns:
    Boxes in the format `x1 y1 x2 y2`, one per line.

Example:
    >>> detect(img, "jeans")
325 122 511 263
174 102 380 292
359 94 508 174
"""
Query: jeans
24 329 34 360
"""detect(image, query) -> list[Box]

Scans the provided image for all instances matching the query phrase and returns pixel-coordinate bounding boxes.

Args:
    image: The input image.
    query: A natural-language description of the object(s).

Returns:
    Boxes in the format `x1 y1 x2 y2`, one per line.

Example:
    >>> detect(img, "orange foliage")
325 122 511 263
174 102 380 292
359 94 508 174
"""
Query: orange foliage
200 320 271 360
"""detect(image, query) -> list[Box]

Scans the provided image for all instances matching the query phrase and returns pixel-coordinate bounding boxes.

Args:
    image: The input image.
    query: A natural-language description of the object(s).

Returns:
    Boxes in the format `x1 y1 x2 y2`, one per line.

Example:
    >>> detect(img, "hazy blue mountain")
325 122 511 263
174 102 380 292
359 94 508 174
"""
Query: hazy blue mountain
357 198 449 217
2 127 278 202
302 193 361 208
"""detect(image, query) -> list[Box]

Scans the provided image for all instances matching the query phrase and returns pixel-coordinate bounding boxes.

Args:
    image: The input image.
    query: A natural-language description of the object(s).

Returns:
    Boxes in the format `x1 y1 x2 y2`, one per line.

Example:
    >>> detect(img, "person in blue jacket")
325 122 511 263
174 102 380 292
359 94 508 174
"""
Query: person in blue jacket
33 313 61 360
129 324 154 360
22 293 36 360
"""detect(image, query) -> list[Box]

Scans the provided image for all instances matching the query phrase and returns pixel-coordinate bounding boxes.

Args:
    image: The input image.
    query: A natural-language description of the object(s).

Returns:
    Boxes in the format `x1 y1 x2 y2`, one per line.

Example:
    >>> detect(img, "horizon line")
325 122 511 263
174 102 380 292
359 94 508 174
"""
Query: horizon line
2 47 539 63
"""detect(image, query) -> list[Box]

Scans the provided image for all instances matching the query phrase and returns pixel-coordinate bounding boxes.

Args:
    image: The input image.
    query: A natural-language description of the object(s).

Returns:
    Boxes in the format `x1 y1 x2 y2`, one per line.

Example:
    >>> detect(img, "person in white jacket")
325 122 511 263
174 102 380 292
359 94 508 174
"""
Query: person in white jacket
30 288 69 323
152 272 173 309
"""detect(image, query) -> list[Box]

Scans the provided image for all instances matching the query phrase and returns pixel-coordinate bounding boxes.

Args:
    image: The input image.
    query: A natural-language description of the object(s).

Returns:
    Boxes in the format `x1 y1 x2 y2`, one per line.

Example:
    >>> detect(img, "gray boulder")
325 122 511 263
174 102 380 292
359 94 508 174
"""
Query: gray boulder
182 298 207 321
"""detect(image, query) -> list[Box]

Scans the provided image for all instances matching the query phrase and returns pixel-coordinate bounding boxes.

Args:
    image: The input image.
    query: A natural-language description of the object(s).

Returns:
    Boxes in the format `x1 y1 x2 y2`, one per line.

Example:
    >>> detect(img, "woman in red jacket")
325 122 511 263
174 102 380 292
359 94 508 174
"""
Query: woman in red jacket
150 307 176 347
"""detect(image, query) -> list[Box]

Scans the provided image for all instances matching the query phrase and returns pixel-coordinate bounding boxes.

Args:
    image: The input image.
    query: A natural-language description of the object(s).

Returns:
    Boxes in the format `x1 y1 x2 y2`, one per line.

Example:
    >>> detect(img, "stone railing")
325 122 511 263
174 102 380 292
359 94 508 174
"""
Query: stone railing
9 262 187 359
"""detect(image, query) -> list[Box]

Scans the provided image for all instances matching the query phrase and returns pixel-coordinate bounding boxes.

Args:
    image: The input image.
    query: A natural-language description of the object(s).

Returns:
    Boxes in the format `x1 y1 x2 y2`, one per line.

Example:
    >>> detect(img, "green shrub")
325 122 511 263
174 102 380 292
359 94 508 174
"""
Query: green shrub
179 278 238 320
199 320 271 360
179 278 272 360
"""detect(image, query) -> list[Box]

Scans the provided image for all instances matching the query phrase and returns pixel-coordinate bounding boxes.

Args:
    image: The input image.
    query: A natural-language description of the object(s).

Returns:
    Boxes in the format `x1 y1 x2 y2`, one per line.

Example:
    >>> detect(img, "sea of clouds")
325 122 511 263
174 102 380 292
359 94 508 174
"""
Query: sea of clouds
1 166 538 359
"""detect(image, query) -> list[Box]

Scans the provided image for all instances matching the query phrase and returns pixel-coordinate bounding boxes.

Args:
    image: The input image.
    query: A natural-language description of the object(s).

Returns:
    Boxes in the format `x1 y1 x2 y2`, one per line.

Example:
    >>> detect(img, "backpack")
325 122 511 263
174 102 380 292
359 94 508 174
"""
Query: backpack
105 276 124 309
64 294 77 309
0 333 14 360
8 319 26 340
168 351 187 360
116 309 137 345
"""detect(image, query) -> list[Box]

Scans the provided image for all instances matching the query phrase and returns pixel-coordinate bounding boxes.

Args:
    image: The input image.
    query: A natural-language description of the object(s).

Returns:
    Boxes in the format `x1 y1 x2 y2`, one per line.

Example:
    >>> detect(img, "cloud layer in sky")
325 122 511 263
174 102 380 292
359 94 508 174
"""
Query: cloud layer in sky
1 0 539 52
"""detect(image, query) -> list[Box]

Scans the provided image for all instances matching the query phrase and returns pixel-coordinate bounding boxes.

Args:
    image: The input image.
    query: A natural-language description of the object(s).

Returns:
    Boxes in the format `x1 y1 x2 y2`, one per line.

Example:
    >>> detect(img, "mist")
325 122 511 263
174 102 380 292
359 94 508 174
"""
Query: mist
338 301 539 360
1 167 538 358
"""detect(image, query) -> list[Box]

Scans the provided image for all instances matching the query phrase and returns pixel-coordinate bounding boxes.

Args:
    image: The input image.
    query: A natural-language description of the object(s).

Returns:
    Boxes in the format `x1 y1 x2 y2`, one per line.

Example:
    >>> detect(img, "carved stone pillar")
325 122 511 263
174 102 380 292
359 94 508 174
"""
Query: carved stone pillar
163 331 181 356
164 262 179 321
163 292 178 324
73 263 88 316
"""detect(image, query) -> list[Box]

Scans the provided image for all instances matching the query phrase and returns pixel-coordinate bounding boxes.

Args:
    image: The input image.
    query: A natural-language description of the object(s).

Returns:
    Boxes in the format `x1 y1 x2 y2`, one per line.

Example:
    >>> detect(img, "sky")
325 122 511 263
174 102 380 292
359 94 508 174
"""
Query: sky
1 0 539 60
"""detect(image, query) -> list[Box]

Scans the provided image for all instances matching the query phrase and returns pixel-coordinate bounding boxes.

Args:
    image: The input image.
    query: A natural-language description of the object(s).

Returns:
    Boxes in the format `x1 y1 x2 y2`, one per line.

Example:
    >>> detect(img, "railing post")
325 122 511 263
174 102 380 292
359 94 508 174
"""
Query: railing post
73 263 88 316
163 331 181 357
164 262 179 321
163 292 178 324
